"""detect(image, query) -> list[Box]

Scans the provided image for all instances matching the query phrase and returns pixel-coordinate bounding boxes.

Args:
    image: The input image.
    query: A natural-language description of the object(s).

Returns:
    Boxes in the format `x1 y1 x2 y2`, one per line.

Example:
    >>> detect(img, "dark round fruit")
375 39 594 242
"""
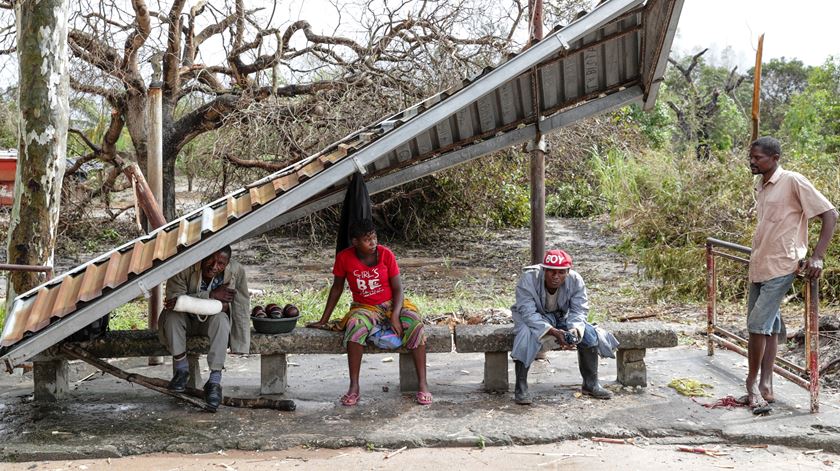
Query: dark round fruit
283 305 300 318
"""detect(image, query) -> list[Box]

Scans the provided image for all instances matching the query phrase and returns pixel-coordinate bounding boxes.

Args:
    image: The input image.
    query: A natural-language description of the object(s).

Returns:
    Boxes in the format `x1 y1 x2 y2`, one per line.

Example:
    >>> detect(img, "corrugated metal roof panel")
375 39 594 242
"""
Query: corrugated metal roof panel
0 0 684 369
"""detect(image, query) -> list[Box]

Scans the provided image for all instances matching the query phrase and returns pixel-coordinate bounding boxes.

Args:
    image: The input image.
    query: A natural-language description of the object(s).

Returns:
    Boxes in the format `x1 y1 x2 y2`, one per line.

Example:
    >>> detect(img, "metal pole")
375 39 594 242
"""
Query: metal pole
706 241 715 356
0 264 54 279
804 279 811 370
147 83 164 366
528 0 545 265
808 277 820 413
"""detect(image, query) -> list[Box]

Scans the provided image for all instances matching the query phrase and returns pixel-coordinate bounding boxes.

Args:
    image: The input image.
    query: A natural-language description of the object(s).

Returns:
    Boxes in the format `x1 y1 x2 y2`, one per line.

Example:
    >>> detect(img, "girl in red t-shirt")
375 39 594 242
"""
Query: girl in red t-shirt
307 220 431 406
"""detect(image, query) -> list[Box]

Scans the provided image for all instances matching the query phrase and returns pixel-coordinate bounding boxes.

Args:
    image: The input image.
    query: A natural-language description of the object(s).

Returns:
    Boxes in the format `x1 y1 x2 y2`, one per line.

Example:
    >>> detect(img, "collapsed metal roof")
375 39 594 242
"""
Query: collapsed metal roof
1 0 684 370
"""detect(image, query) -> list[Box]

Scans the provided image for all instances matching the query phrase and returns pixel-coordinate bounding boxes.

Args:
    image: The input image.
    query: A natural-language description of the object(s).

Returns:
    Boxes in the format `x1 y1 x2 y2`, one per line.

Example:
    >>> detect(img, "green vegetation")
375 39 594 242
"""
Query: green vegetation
542 54 840 305
110 299 149 330
254 285 513 323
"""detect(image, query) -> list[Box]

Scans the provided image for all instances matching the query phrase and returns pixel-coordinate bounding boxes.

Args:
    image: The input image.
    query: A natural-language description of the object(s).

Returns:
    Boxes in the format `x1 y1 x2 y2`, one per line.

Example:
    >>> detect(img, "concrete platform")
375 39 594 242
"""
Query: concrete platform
1 345 838 461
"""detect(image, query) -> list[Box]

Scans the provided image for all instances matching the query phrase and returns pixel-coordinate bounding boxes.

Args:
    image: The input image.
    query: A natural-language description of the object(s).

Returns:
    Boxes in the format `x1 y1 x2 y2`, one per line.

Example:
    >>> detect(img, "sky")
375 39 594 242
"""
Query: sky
672 0 840 69
279 0 840 70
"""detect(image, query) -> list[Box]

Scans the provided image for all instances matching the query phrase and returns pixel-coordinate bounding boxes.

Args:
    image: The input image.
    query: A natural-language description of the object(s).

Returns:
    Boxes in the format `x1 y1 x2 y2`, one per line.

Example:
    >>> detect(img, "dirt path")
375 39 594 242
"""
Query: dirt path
4 441 837 470
236 217 679 320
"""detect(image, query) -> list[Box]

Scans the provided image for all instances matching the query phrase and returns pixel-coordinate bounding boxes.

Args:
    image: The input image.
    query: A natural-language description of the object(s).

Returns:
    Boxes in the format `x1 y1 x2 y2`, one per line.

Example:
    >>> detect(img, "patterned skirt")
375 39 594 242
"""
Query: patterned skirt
343 299 425 349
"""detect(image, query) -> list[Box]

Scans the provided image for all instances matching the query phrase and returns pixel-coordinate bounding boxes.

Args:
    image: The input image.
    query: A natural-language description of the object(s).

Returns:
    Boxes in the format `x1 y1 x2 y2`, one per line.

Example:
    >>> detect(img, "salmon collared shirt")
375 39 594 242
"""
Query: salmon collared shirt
749 166 834 283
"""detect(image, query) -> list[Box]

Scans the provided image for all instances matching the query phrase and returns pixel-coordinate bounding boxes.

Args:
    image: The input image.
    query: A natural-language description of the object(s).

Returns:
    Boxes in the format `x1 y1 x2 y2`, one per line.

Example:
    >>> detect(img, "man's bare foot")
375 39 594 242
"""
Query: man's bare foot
742 383 767 408
759 385 775 404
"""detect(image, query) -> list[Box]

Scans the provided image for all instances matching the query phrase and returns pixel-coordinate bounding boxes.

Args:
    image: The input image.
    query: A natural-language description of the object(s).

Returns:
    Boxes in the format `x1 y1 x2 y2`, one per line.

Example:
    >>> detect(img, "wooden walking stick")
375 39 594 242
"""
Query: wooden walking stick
60 344 296 412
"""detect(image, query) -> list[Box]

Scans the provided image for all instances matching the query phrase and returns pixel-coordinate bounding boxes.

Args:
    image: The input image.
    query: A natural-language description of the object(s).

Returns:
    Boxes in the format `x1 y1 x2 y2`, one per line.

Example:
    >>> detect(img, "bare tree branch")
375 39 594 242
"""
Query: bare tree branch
121 0 152 72
69 128 101 153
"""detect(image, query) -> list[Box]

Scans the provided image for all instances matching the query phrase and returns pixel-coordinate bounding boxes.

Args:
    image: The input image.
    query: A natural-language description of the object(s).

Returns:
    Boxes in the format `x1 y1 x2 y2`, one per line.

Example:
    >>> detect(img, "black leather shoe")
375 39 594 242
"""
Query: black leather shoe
204 382 223 412
167 369 190 393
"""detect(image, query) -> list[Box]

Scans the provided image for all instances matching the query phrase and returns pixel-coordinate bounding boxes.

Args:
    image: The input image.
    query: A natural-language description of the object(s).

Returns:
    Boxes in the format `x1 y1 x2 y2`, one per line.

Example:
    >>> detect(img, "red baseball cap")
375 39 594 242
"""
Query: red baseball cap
540 249 572 270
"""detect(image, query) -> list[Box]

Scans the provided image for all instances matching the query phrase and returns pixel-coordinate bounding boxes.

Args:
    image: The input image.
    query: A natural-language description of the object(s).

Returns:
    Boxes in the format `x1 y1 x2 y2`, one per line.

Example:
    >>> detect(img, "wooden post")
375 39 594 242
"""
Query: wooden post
122 164 166 228
147 83 164 366
528 0 545 265
750 34 764 142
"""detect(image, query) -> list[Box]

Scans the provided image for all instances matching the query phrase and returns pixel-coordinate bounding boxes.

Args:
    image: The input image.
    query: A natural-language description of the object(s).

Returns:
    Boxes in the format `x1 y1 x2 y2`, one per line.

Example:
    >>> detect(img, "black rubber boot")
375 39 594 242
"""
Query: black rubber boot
514 360 532 405
577 346 612 400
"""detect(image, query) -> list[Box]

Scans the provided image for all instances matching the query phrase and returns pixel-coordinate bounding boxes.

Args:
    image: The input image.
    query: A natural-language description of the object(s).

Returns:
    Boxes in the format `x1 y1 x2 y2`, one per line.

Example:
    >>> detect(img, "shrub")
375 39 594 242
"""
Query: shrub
595 144 840 303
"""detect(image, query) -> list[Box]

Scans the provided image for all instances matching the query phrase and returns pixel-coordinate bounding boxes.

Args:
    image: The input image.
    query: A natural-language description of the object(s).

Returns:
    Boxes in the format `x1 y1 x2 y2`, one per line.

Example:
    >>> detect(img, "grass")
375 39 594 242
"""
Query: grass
254 286 514 323
110 299 149 330
0 288 513 336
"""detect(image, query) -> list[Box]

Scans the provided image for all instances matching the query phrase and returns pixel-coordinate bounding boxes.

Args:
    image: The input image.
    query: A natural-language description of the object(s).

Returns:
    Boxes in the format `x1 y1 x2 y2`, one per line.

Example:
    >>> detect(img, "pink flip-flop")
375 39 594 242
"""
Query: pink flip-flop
415 391 433 405
340 392 360 406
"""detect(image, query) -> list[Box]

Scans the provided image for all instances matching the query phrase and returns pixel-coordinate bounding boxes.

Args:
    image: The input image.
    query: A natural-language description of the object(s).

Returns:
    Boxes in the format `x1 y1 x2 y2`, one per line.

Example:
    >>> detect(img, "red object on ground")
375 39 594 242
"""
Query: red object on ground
0 156 17 206
692 395 750 410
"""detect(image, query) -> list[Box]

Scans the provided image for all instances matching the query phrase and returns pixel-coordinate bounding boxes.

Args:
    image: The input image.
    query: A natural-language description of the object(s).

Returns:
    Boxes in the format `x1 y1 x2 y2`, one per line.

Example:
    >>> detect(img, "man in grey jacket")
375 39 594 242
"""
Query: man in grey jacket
158 245 250 411
511 249 612 404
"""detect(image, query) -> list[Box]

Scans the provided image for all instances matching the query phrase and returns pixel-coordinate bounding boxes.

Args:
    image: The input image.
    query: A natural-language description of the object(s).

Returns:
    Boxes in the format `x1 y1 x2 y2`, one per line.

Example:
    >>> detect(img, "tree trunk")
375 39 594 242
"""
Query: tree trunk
6 0 70 312
162 138 178 220
161 95 178 220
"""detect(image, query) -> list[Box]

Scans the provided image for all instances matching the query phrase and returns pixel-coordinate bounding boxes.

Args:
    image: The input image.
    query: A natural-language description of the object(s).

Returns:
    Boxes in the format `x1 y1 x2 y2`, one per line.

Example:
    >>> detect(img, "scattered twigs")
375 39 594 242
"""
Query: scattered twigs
819 356 840 375
591 437 633 445
677 446 729 457
60 344 214 412
384 446 407 459
513 452 594 457
618 313 657 322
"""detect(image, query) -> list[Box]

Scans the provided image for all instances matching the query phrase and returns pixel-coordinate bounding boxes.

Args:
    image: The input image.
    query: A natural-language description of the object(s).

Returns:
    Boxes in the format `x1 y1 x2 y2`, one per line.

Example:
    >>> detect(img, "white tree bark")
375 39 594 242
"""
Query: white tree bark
5 0 70 312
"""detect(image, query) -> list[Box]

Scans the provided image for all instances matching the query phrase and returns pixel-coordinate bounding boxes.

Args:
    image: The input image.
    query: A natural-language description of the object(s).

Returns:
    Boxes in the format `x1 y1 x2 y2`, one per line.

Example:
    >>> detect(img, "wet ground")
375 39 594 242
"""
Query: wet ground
1 345 839 463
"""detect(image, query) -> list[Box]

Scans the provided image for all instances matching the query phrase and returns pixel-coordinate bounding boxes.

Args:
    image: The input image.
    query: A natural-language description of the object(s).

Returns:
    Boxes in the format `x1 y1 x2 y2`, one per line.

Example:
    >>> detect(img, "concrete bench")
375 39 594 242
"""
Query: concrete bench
33 326 453 402
453 322 678 392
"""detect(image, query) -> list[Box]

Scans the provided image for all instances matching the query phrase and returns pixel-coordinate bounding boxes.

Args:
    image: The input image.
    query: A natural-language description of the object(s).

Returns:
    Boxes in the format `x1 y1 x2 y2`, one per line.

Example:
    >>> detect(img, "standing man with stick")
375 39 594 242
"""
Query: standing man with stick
745 137 837 408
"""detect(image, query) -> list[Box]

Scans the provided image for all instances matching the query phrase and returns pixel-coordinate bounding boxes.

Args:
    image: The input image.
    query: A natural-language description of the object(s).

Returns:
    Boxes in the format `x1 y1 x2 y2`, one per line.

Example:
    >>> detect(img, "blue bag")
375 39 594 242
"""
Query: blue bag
368 324 402 349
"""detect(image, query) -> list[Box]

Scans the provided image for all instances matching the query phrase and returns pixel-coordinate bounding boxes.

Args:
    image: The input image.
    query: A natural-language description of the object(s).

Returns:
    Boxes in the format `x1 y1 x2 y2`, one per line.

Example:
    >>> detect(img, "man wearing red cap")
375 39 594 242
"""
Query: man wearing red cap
510 249 613 404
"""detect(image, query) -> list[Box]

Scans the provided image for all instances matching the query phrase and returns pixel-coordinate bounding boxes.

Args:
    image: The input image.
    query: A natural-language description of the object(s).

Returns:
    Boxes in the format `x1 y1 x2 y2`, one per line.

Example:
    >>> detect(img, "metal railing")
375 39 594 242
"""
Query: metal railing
706 237 820 413
0 263 54 280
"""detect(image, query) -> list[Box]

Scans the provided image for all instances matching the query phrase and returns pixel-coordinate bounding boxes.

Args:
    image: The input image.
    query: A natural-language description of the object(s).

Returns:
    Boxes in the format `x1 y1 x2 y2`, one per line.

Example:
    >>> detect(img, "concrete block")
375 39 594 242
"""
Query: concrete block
616 349 647 387
454 323 678 352
187 354 202 389
618 348 646 363
33 358 69 402
399 353 419 392
454 325 515 352
56 327 453 357
260 353 288 395
170 353 202 389
483 352 509 392
600 322 678 349
252 326 452 355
